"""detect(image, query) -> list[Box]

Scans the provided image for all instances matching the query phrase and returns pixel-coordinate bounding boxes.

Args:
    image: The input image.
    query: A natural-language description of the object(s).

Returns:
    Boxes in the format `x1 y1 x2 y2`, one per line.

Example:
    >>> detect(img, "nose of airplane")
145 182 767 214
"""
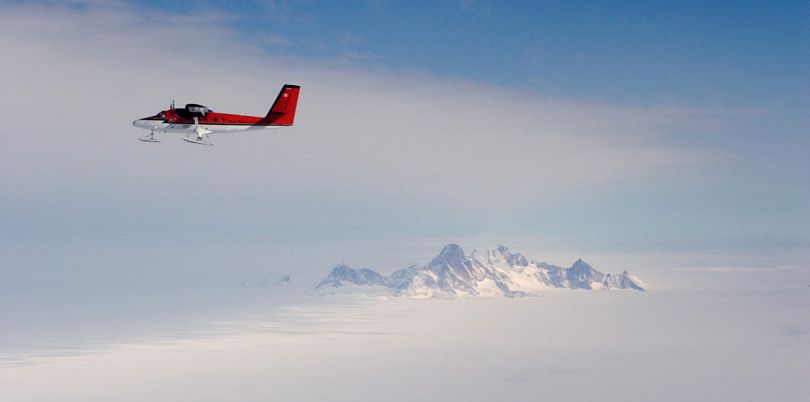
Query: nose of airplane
133 119 157 130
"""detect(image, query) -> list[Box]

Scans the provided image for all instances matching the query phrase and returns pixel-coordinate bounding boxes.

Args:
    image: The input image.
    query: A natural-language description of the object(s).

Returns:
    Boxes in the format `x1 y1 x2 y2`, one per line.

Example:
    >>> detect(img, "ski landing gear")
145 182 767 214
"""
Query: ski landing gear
138 130 160 143
182 116 213 146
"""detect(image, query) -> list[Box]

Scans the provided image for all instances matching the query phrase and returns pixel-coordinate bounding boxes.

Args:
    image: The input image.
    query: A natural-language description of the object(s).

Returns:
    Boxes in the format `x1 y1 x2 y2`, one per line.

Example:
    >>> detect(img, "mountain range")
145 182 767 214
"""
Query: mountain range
317 244 644 298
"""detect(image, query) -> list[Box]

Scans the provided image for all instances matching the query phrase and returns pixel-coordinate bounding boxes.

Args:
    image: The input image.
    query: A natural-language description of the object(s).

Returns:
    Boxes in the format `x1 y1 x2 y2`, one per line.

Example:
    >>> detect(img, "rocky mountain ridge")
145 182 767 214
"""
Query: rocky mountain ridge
317 244 644 298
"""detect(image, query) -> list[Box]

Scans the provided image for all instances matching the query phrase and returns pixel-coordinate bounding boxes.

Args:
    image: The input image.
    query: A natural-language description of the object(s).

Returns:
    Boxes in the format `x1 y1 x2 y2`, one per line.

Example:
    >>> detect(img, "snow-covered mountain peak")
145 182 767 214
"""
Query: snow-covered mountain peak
470 245 529 270
494 245 529 267
570 258 593 272
435 243 465 261
423 244 484 291
317 244 645 298
317 263 389 288
331 263 352 273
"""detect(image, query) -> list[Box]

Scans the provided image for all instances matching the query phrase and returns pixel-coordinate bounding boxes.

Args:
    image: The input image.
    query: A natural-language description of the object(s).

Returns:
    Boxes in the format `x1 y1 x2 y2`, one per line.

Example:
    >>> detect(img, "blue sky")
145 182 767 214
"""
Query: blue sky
129 0 809 107
2 4 809 399
0 0 808 252
140 0 808 242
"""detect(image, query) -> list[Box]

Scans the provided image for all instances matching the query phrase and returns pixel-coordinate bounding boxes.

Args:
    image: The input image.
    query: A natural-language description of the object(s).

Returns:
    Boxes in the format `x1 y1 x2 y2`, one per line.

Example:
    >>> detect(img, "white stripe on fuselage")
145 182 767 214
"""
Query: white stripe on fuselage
132 119 278 134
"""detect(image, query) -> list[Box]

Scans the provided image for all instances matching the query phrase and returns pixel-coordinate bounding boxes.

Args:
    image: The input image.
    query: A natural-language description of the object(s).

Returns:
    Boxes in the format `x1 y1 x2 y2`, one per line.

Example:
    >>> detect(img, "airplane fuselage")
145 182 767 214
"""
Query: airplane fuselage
132 111 281 134
132 84 300 145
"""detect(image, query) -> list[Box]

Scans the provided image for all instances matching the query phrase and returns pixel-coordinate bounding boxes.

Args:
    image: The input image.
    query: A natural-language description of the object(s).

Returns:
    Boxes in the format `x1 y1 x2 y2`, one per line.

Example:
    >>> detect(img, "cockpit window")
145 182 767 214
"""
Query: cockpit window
158 112 165 118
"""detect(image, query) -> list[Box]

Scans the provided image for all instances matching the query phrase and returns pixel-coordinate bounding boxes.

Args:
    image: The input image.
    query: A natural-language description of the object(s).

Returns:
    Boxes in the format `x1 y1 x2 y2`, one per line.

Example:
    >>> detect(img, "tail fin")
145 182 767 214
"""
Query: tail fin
263 84 300 126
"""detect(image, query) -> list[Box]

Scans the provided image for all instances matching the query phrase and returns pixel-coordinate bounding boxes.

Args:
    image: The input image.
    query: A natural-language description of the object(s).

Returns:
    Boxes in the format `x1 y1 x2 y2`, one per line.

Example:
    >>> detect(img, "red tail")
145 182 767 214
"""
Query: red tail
263 84 300 126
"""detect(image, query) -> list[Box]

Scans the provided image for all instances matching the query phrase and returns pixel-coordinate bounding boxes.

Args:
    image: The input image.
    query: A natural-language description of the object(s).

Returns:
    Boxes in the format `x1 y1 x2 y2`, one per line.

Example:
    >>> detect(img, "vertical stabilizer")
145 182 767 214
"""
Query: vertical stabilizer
263 84 300 126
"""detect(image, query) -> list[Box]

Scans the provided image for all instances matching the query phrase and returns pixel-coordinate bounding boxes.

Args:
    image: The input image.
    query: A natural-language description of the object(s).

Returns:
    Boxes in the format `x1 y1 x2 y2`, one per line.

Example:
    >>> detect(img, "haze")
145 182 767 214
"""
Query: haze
0 1 807 401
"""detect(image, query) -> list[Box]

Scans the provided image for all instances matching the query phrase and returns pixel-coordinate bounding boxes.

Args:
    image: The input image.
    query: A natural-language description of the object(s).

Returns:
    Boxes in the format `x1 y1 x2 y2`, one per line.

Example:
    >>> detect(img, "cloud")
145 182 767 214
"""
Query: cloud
335 49 377 63
338 32 367 46
258 33 292 46
0 1 725 238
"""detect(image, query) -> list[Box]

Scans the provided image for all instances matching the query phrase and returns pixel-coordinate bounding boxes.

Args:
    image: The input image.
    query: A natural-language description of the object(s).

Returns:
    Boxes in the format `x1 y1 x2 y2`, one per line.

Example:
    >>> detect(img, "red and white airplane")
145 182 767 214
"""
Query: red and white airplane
133 84 300 145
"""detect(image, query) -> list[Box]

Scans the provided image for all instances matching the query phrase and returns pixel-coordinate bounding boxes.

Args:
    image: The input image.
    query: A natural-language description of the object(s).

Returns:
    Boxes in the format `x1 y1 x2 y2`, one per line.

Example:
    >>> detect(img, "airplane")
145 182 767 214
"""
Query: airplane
132 84 300 146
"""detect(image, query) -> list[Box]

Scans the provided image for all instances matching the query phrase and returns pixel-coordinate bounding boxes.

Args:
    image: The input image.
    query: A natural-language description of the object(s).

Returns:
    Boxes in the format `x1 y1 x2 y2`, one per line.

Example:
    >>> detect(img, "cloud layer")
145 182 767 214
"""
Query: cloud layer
0 2 725 240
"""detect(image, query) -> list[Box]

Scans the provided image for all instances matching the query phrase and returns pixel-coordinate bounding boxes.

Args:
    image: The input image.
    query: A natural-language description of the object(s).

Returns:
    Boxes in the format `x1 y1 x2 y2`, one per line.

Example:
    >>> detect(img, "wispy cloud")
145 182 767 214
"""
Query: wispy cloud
258 33 292 46
338 32 367 46
335 49 377 63
0 1 731 239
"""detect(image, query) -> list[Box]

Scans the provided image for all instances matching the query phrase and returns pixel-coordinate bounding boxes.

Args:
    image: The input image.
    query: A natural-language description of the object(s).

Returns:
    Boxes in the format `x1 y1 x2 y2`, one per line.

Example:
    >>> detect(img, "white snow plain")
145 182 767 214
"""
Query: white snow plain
1 244 808 402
